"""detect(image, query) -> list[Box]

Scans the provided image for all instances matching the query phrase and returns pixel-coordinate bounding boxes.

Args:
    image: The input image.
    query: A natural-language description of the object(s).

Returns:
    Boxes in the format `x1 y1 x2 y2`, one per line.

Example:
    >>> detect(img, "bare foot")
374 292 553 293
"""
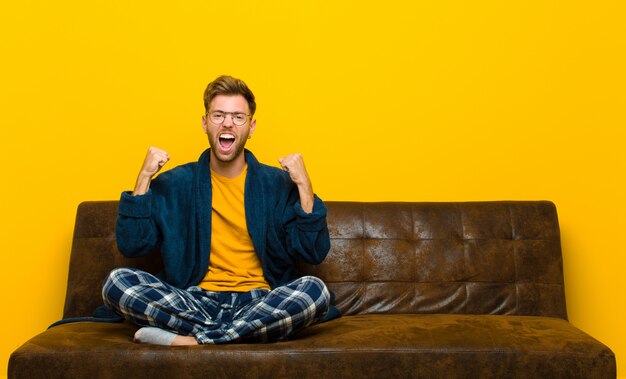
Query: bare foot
171 335 199 346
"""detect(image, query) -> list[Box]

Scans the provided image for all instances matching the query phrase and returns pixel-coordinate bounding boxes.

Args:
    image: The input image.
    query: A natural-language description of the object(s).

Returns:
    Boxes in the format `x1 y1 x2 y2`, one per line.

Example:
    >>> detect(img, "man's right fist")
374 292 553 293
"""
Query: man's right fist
140 147 170 178
133 147 169 196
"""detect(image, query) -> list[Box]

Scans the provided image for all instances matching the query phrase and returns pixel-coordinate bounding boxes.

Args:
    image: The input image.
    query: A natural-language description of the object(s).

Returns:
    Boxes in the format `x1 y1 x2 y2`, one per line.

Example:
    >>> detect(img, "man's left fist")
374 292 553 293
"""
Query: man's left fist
278 153 315 213
278 153 311 187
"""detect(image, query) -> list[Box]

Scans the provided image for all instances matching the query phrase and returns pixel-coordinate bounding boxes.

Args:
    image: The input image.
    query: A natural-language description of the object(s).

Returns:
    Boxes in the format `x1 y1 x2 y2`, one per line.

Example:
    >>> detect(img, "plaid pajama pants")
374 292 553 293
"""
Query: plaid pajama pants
102 268 330 344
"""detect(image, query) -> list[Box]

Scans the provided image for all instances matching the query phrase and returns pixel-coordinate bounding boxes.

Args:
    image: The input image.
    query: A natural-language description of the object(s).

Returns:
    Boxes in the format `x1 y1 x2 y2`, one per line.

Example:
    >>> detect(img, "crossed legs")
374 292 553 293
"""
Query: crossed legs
102 268 330 345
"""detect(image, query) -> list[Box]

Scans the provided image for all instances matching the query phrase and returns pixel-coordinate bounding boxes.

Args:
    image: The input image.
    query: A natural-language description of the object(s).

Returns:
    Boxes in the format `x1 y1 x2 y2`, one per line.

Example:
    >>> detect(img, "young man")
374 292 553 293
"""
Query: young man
102 75 335 346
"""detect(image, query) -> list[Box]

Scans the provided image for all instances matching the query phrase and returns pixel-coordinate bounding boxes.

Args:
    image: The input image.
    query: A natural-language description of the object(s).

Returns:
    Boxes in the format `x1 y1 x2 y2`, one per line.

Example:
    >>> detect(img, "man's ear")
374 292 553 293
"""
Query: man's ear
201 114 209 134
248 118 257 137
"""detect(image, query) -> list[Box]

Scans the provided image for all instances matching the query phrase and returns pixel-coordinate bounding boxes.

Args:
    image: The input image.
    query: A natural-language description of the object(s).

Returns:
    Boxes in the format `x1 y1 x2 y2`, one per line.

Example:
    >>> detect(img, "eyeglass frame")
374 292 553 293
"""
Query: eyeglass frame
205 111 252 126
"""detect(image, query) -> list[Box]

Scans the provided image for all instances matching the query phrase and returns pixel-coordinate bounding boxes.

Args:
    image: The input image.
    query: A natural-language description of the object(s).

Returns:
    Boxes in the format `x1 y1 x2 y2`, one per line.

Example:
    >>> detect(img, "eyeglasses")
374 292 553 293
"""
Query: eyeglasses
206 111 250 126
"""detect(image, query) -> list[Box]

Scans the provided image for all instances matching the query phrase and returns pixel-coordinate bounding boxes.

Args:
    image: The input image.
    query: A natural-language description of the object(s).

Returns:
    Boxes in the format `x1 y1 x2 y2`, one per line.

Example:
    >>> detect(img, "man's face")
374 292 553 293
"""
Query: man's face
202 94 256 164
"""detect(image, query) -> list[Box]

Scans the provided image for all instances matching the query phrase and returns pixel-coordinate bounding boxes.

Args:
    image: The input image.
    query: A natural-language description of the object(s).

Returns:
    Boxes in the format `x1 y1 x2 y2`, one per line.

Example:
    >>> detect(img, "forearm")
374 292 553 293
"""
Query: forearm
133 174 152 196
297 183 315 214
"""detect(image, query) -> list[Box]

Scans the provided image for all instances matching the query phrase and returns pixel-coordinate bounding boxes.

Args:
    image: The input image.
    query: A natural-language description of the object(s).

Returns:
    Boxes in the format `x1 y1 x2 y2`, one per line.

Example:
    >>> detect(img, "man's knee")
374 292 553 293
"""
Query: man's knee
103 267 139 288
298 276 331 309
102 267 143 303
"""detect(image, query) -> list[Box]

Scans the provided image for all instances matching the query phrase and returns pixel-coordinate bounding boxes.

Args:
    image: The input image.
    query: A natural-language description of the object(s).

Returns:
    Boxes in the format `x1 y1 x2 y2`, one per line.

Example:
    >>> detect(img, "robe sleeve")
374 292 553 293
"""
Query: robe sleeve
116 190 160 257
282 190 331 265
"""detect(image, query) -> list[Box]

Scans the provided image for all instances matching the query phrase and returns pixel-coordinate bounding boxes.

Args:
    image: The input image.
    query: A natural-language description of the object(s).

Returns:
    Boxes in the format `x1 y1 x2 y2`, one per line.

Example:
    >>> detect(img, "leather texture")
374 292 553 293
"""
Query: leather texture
9 201 616 378
299 201 567 318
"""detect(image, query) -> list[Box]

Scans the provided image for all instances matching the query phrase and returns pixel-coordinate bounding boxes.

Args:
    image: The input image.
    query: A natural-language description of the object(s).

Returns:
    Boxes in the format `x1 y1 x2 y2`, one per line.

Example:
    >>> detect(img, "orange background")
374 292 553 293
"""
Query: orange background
1 1 624 377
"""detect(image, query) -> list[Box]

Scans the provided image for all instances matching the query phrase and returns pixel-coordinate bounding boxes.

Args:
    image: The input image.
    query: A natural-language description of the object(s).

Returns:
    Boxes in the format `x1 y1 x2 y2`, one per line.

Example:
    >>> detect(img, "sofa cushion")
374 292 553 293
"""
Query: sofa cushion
64 201 568 320
9 314 614 379
299 201 567 318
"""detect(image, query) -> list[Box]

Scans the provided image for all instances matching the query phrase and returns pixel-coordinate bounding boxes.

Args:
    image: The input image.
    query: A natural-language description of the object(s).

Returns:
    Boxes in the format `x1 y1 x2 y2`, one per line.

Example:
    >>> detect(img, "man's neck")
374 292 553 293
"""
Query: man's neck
209 151 247 178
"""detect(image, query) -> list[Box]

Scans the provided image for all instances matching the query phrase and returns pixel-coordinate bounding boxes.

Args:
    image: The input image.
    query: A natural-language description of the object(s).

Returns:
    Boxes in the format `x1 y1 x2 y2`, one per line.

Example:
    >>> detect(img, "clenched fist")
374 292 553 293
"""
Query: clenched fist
139 147 170 177
278 153 314 213
278 153 311 186
133 147 170 196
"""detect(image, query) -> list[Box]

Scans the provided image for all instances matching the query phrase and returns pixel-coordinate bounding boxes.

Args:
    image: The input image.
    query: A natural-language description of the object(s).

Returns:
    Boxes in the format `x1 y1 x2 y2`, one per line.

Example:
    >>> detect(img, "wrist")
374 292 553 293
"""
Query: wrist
297 184 314 214
133 175 152 196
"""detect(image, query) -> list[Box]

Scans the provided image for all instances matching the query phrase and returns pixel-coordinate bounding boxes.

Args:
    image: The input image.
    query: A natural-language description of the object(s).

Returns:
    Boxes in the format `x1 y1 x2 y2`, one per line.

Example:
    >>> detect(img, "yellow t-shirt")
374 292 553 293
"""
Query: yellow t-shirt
199 165 271 292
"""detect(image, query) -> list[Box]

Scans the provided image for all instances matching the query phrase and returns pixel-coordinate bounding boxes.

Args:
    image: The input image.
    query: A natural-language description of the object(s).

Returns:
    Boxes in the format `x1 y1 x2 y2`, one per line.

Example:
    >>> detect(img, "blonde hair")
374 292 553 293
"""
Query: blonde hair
203 75 256 116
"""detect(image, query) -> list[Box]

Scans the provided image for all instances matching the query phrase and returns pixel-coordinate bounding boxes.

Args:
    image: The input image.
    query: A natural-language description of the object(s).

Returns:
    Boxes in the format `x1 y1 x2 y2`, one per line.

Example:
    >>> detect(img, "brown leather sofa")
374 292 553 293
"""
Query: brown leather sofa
9 201 616 378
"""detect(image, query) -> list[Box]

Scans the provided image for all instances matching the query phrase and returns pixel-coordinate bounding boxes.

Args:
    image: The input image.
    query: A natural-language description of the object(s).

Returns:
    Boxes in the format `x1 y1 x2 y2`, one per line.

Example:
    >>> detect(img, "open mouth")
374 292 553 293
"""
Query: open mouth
218 133 235 151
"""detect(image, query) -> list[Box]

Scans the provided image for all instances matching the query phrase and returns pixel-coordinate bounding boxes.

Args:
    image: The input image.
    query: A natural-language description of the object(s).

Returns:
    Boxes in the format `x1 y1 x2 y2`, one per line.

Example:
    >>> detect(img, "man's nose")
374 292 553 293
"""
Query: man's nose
222 113 234 126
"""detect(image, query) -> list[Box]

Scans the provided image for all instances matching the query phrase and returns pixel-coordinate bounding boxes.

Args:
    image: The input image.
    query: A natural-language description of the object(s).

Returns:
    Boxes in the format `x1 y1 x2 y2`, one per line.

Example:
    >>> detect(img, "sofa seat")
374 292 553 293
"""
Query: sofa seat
10 314 612 379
